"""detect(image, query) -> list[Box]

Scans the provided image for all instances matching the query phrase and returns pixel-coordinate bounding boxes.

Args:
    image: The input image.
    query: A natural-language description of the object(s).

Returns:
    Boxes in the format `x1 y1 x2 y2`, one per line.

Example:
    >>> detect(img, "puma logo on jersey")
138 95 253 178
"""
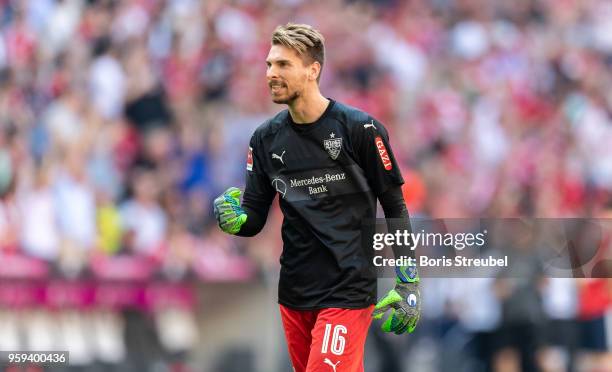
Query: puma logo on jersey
272 150 286 164
324 358 340 372
363 120 376 129
375 136 392 170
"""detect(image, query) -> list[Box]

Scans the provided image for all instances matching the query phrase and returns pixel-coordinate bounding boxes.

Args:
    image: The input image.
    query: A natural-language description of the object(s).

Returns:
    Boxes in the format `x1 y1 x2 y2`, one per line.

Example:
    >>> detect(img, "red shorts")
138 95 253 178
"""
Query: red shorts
279 304 374 372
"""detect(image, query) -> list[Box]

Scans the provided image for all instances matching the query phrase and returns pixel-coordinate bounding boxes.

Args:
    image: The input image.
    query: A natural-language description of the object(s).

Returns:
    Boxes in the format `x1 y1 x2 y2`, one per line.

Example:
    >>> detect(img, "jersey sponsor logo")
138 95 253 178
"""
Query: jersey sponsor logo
363 120 376 129
289 172 346 187
246 146 253 171
271 177 287 198
324 132 342 160
323 358 340 372
375 136 392 170
308 185 328 195
272 150 286 165
287 172 347 196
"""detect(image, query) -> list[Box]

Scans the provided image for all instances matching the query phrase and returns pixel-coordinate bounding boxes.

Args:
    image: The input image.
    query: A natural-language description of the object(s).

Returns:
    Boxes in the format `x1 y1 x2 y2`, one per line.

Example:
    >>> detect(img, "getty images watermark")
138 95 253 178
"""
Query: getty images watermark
371 229 509 268
367 218 612 278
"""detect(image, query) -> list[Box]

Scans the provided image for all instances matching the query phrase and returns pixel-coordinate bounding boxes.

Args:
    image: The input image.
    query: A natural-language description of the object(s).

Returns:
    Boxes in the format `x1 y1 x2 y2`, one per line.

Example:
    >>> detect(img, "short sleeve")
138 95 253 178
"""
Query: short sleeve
352 117 404 197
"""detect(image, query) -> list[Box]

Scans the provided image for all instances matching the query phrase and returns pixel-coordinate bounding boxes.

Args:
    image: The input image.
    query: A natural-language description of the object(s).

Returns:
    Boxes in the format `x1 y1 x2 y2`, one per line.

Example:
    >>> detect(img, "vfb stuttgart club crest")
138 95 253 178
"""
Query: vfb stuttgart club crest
324 132 342 160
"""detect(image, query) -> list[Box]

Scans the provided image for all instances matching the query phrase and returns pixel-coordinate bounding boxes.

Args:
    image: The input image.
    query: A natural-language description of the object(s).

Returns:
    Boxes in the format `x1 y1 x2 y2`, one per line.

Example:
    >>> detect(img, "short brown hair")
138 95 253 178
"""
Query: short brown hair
272 23 325 82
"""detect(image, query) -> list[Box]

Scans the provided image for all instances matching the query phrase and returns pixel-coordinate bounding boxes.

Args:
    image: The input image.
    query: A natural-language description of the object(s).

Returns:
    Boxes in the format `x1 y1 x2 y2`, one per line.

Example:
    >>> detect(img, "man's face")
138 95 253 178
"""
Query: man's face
266 44 311 104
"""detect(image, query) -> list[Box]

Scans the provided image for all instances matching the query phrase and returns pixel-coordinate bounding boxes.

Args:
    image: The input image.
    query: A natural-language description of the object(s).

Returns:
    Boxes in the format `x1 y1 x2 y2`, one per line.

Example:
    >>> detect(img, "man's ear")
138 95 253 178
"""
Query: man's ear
310 62 321 81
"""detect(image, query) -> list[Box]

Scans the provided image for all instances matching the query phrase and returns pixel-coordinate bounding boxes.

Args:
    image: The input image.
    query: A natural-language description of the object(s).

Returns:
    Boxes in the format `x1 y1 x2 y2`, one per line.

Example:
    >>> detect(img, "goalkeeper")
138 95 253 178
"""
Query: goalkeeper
214 23 420 372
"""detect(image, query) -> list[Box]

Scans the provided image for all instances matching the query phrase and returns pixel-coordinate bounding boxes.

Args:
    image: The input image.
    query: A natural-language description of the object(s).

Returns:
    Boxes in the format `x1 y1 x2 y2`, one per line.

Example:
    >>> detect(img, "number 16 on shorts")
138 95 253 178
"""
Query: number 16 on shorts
321 324 347 355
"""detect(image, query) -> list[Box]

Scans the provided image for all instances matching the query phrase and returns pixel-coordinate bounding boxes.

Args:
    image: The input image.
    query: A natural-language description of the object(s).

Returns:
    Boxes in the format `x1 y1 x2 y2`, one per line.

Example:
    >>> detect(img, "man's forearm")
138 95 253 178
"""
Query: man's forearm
379 186 415 261
235 192 271 237
374 187 421 333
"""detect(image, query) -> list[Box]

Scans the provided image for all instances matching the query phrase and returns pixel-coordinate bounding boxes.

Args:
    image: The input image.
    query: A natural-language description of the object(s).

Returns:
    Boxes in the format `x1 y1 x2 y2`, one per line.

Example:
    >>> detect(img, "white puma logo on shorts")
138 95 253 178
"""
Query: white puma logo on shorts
324 358 340 372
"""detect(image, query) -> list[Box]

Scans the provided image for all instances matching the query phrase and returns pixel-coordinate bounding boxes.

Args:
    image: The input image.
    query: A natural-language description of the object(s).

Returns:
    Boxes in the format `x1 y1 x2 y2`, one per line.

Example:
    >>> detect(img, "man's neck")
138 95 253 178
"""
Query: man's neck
288 91 330 124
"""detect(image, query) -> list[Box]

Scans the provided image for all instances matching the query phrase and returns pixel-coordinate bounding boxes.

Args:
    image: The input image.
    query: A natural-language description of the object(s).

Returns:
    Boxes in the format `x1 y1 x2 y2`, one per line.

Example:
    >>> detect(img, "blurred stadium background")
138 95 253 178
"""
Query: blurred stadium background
0 0 610 371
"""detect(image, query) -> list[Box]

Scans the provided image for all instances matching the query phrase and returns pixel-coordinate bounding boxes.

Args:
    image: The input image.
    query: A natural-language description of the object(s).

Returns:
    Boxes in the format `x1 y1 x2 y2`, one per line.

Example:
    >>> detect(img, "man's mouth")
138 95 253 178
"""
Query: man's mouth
270 82 286 93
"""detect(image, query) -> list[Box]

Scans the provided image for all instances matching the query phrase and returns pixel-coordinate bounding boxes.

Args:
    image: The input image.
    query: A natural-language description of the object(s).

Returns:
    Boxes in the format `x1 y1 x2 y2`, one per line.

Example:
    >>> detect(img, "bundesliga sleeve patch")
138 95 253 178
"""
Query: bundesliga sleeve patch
375 136 392 170
246 146 253 171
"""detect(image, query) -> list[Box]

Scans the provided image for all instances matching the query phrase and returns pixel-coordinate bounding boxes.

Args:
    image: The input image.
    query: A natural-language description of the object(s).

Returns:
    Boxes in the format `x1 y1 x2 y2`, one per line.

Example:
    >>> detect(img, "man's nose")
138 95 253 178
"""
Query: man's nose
266 65 279 80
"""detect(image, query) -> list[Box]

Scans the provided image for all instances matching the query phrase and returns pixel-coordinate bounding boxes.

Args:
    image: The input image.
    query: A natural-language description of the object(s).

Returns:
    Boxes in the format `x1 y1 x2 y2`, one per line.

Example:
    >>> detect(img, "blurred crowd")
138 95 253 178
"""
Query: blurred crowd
0 0 610 371
1 0 612 270
2 0 612 267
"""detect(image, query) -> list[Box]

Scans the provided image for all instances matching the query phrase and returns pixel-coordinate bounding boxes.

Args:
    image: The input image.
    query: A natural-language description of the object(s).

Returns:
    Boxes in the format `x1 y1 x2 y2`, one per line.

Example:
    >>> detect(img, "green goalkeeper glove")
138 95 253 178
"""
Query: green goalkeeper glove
372 265 421 334
213 187 248 235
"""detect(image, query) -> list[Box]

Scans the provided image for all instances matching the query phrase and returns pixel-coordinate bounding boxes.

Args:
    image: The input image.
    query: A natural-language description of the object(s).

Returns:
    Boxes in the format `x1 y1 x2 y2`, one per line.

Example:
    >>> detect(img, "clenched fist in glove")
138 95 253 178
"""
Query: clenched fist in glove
213 187 248 235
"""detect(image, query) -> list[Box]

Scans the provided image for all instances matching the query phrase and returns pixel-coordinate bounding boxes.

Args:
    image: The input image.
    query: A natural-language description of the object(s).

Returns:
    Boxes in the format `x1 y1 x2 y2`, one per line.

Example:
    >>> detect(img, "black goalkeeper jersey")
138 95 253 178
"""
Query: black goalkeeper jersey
244 99 404 309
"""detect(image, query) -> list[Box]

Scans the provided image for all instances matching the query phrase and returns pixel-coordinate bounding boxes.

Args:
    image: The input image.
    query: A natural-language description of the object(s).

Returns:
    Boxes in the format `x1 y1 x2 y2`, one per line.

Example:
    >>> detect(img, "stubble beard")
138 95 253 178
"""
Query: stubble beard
272 89 301 105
